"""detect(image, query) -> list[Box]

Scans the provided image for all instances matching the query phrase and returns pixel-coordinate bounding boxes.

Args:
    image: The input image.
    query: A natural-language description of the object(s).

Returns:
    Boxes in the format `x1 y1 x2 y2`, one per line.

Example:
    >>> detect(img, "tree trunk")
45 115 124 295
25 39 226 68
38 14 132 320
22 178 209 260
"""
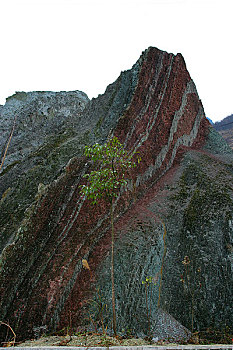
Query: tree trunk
110 200 117 336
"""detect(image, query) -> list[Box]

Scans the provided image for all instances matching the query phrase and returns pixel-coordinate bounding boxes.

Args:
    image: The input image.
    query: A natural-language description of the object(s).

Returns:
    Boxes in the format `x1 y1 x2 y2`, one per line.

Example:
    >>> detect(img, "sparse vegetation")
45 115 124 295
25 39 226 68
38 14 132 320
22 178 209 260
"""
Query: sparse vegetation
0 321 16 347
80 136 140 335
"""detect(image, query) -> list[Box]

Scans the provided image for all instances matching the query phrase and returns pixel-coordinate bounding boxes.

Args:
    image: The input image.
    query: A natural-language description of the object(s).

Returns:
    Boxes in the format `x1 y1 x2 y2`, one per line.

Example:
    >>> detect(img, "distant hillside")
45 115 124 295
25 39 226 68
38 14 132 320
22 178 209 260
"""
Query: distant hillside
214 114 233 149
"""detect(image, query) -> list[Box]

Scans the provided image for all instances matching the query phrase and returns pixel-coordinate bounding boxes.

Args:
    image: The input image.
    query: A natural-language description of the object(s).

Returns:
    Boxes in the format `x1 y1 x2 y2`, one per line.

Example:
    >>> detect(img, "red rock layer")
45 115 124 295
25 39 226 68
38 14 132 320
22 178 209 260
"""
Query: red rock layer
0 47 211 340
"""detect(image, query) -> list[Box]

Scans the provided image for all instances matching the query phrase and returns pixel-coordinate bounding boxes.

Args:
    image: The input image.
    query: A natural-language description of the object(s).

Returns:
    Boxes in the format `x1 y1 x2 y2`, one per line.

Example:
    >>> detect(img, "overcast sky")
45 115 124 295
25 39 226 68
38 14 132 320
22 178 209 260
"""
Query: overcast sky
0 0 232 122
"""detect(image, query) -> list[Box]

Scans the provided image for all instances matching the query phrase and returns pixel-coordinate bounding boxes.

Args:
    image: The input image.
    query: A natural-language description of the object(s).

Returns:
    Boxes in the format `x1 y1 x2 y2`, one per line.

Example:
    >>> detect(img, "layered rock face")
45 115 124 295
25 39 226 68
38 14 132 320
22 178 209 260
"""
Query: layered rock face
0 91 89 252
0 47 232 343
214 114 233 149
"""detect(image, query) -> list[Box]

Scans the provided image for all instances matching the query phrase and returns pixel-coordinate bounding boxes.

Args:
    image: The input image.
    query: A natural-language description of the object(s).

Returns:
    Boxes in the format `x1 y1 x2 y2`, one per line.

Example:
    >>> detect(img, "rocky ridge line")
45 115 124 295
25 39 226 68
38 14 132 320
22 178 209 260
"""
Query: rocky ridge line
0 47 232 343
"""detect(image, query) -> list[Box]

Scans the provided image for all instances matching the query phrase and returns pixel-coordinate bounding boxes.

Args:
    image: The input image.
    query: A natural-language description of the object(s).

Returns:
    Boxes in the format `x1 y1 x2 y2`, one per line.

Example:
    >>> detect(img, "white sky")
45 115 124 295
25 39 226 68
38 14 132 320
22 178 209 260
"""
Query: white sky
0 0 232 122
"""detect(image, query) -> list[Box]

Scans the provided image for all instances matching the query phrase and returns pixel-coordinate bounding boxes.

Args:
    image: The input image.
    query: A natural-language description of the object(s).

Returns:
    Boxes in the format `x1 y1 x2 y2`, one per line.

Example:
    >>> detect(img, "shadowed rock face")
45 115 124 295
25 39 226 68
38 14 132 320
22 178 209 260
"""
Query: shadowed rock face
0 47 232 343
214 114 233 149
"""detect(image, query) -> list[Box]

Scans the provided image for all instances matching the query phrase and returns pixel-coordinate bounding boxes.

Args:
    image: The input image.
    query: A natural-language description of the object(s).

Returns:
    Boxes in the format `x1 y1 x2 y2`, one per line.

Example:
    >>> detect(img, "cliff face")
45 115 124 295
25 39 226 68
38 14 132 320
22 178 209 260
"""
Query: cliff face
0 47 232 343
0 90 89 254
214 114 233 149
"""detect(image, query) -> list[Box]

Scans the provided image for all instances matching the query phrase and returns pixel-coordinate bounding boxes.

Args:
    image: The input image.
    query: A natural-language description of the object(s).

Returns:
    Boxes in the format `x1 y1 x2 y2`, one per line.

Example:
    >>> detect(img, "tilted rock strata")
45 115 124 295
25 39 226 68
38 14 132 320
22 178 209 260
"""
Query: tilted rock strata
214 114 233 149
0 91 89 253
0 47 232 343
0 90 89 168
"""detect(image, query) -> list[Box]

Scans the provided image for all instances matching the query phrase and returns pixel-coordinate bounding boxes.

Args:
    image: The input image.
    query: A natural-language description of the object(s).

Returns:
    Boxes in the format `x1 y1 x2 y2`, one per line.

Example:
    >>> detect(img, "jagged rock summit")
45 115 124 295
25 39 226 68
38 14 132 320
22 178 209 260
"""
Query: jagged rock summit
0 47 232 344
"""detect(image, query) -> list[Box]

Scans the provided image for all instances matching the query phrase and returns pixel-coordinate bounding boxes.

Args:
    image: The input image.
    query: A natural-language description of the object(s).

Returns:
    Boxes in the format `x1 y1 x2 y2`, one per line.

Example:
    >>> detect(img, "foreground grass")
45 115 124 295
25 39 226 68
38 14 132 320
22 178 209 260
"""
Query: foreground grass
14 330 233 348
16 333 154 347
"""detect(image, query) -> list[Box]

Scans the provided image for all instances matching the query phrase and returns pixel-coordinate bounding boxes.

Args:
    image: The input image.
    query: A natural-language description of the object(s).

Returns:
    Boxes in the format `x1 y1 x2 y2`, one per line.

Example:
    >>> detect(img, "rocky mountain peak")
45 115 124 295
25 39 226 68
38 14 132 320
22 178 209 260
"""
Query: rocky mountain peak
0 47 232 344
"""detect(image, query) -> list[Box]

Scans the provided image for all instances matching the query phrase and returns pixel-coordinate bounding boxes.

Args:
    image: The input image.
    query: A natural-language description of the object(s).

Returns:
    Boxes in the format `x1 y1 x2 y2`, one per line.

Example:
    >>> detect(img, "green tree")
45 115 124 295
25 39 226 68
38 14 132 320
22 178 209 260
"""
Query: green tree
80 136 140 336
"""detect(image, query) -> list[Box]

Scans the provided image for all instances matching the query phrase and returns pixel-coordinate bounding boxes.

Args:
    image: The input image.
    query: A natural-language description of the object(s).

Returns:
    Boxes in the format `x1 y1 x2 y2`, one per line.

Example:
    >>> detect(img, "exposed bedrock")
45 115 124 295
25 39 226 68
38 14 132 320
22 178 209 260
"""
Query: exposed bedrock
0 47 232 342
214 114 233 149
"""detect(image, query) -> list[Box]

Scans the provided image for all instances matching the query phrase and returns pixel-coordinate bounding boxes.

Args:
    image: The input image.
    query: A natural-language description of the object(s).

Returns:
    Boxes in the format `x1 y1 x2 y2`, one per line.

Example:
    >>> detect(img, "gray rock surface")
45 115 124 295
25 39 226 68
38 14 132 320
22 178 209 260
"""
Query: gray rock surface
0 91 89 169
0 47 232 344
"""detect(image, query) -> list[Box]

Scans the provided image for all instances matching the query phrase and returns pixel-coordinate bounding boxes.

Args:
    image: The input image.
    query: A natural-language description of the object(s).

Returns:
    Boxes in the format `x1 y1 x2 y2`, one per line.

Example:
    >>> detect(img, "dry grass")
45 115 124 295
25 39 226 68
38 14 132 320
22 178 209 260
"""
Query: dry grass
15 333 154 347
